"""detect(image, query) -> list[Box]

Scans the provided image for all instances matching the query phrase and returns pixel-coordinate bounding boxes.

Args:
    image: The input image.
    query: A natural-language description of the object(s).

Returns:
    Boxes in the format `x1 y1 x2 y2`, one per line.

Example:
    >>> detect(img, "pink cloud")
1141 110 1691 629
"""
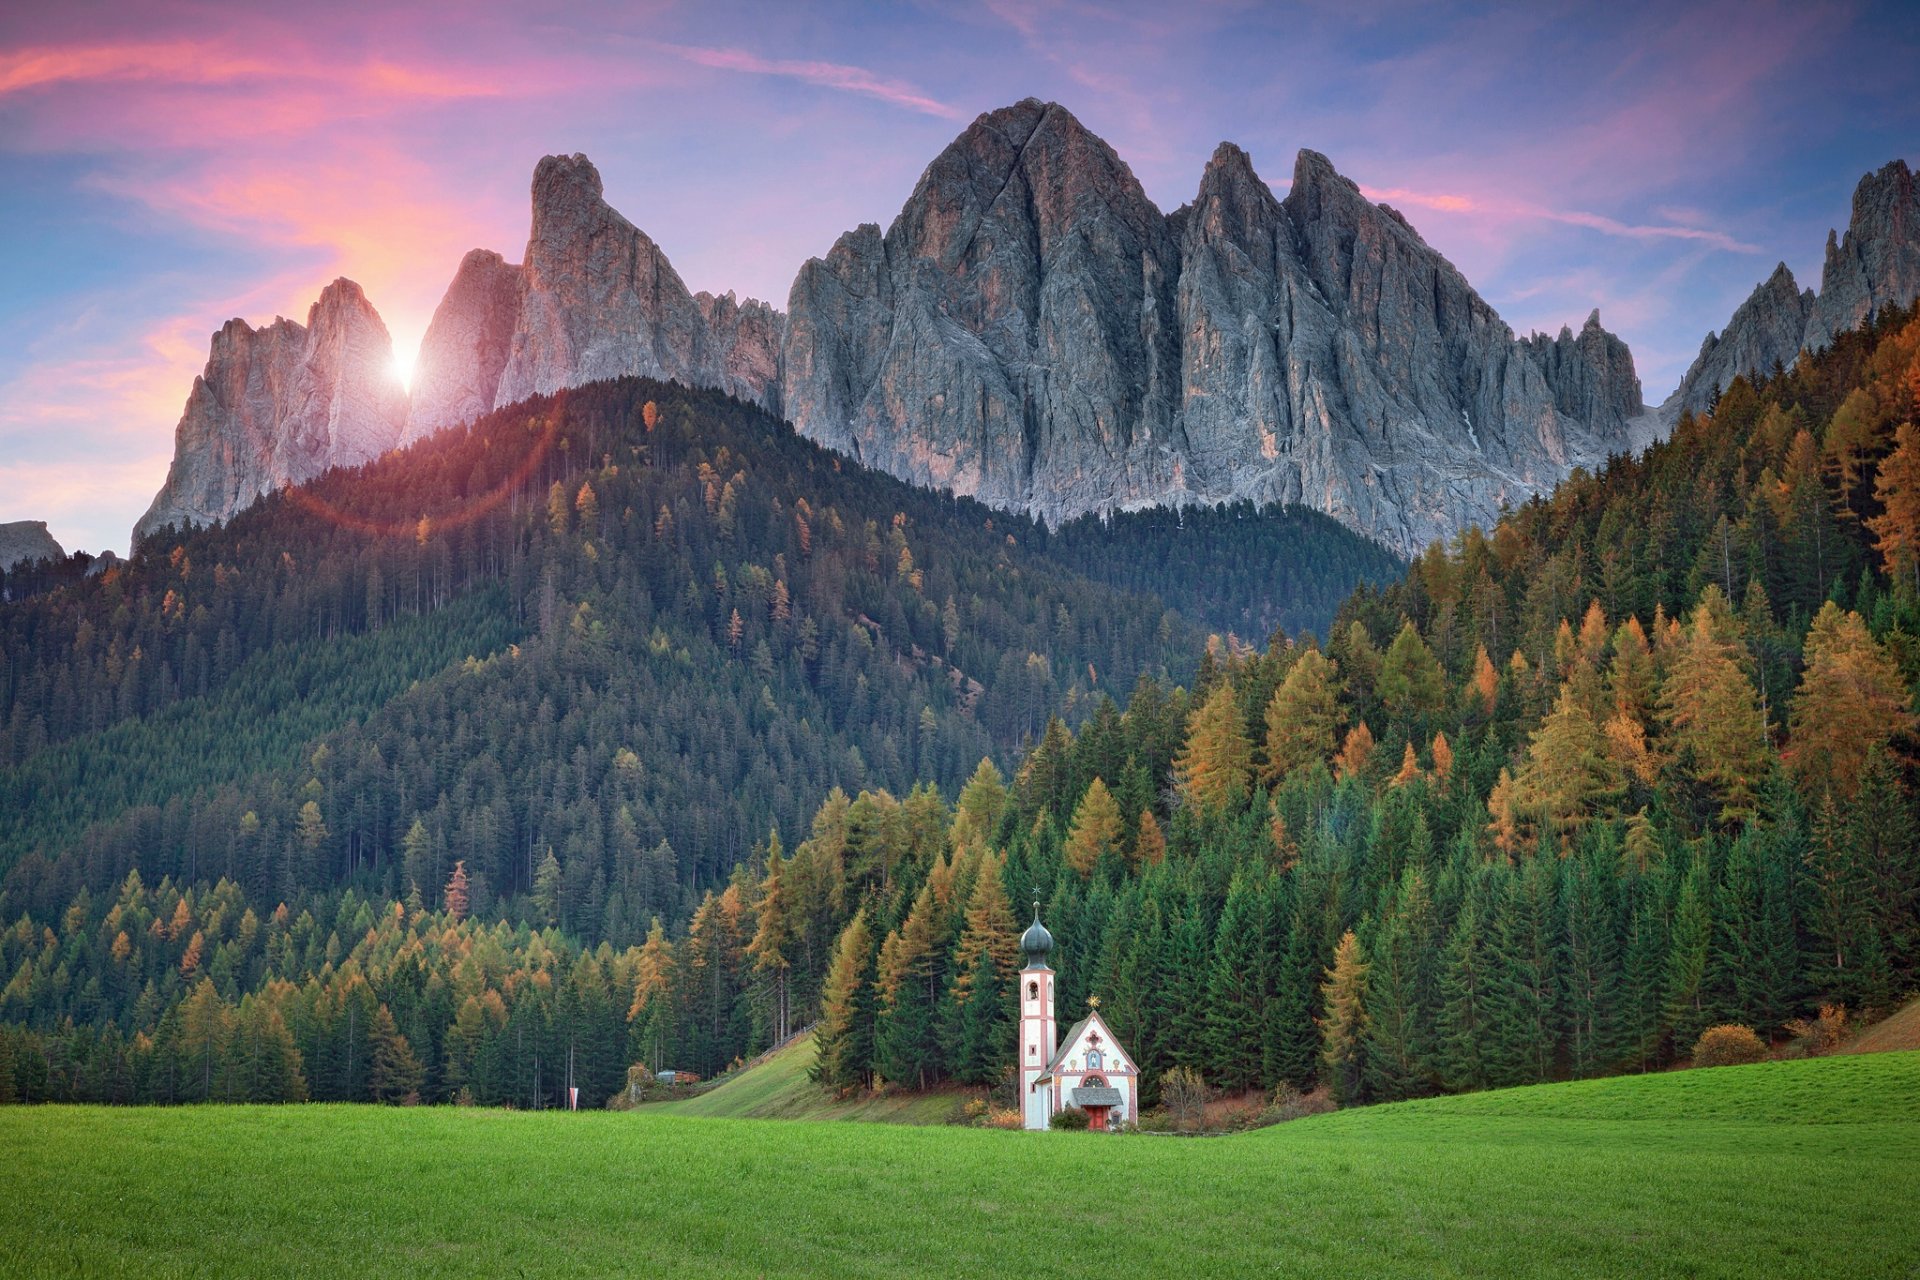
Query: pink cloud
1356 184 1763 255
664 43 965 119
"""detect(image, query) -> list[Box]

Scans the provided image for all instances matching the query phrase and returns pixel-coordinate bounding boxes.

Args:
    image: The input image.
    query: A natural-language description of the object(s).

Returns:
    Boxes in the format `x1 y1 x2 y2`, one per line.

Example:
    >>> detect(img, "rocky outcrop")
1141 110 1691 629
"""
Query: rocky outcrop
1666 264 1814 419
403 249 524 445
134 279 406 547
1664 160 1918 426
1523 310 1644 441
1806 159 1920 351
782 99 1184 517
405 154 782 446
0 521 64 571
782 105 1640 555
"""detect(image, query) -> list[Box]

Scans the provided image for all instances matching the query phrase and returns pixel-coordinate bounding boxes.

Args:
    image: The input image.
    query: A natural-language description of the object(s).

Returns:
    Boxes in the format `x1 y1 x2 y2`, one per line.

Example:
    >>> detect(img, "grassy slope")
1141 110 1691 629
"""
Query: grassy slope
2 1053 1915 1279
651 1033 970 1124
1847 997 1920 1055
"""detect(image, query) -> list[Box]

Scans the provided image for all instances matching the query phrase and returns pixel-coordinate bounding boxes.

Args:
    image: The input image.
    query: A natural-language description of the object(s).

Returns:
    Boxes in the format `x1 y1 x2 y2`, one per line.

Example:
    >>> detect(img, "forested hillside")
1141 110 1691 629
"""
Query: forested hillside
0 373 1401 1104
4 306 1916 1110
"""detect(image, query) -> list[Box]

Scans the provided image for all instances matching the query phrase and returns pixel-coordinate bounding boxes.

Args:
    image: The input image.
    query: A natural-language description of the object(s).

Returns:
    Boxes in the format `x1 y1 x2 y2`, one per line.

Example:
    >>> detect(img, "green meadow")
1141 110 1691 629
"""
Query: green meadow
2 1052 1916 1279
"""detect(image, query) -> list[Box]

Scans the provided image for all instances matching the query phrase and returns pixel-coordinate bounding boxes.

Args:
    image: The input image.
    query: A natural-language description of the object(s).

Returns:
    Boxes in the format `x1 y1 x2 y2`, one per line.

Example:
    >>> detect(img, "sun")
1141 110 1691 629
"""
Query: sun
392 346 417 392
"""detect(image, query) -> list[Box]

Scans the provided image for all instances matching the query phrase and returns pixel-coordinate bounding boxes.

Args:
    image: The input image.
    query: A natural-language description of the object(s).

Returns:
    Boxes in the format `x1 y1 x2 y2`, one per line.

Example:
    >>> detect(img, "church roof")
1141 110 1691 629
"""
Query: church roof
1044 1016 1094 1076
1071 1086 1123 1108
1043 1008 1133 1077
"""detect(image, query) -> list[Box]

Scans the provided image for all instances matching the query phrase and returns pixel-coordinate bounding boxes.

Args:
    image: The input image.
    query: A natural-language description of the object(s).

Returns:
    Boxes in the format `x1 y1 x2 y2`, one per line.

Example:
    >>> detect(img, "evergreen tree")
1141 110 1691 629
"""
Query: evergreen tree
368 1004 424 1103
1364 865 1438 1100
1203 872 1270 1092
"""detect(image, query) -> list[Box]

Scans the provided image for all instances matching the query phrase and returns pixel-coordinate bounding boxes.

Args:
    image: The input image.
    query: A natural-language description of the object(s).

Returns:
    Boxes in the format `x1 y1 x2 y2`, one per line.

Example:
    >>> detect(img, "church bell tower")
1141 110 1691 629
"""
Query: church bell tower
1019 900 1056 1131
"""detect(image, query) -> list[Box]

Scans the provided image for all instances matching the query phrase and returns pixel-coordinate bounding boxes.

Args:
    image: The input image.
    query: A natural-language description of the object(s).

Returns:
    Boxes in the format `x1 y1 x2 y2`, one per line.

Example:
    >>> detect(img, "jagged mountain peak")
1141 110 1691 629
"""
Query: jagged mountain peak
134 274 406 547
139 103 1644 559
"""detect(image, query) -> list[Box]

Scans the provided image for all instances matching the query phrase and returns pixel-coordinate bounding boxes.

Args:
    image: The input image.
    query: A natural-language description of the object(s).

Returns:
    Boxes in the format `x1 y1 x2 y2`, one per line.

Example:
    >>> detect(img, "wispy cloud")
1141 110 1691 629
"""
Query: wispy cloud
663 44 964 119
1356 185 1765 254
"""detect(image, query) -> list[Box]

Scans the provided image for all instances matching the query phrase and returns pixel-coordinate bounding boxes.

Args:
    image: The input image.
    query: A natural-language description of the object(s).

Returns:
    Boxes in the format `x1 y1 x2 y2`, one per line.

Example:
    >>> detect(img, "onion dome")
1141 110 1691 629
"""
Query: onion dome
1021 900 1054 968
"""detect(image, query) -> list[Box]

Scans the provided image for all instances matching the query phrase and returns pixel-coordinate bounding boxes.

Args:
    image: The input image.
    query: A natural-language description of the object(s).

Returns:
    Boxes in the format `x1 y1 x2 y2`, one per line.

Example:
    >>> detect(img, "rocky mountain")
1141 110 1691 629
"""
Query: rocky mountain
402 249 524 446
783 104 1640 555
403 153 781 446
134 280 407 546
0 521 64 571
1667 159 1918 420
139 103 1649 557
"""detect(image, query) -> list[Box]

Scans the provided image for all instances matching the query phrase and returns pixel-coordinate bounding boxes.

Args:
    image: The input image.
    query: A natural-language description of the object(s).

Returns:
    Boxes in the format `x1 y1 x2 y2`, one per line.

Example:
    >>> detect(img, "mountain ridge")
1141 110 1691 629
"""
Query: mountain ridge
128 103 1918 559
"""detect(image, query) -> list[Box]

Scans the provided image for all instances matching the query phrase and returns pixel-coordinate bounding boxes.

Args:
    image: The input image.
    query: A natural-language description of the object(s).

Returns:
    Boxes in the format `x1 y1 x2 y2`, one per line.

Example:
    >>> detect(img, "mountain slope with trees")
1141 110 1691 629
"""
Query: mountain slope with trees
4 305 1916 1110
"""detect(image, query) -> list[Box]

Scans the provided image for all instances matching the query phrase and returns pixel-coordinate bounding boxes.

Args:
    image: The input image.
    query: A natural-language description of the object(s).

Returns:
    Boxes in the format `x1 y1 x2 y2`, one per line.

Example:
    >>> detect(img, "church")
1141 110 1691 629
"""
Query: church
1018 902 1139 1131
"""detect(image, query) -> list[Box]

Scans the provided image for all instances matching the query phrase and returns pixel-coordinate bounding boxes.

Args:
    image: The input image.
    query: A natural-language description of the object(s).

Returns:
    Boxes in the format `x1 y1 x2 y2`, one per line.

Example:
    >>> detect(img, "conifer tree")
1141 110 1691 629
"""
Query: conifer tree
1064 778 1125 876
1660 597 1770 825
1204 872 1270 1092
369 1003 425 1103
813 911 876 1090
1261 648 1340 784
1364 865 1438 1100
1320 930 1369 1105
443 860 470 923
1482 861 1560 1086
874 883 942 1089
1175 682 1253 817
533 850 564 928
1379 621 1446 727
1663 859 1712 1052
1867 421 1920 593
1784 603 1916 804
1133 809 1167 867
1435 893 1490 1091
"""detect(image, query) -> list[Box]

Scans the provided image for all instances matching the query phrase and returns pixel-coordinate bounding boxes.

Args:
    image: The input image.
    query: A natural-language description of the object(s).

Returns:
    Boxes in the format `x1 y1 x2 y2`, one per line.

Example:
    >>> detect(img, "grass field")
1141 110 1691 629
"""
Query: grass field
649 1032 973 1123
2 1052 1915 1279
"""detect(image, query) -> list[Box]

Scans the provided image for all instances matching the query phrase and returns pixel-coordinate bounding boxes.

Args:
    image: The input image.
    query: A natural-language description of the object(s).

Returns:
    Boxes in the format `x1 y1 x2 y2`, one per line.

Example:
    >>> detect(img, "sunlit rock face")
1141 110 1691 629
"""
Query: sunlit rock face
783 103 1641 557
140 107 1673 559
408 153 783 443
404 249 525 446
134 279 406 548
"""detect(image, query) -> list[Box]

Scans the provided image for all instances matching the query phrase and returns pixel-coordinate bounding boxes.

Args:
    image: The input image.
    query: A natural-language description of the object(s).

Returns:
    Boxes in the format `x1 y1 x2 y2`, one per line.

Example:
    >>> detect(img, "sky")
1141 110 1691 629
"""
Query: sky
1 0 1916 555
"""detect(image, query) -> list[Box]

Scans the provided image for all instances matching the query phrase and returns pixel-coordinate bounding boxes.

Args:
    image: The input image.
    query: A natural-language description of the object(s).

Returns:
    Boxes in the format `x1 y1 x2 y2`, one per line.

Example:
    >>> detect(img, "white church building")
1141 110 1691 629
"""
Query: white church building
1019 902 1139 1131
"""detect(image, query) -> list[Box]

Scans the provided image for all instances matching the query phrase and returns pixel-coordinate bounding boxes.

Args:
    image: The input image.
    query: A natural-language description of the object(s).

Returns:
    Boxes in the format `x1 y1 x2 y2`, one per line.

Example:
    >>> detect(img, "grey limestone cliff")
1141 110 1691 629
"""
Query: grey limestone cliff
1666 159 1919 425
1805 159 1920 352
134 279 406 547
782 105 1641 555
404 249 525 446
0 521 65 571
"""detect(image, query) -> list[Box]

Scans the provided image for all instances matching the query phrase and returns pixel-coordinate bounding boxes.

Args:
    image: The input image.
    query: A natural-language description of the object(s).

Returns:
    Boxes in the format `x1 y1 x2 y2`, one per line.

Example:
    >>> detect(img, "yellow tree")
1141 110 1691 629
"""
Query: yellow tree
1334 722 1375 782
1320 930 1370 1104
948 853 1021 1008
1133 809 1167 867
1467 644 1500 715
1785 602 1917 803
1261 649 1340 783
1064 778 1125 875
1868 422 1920 594
1512 685 1624 851
1175 682 1252 816
1659 600 1771 825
